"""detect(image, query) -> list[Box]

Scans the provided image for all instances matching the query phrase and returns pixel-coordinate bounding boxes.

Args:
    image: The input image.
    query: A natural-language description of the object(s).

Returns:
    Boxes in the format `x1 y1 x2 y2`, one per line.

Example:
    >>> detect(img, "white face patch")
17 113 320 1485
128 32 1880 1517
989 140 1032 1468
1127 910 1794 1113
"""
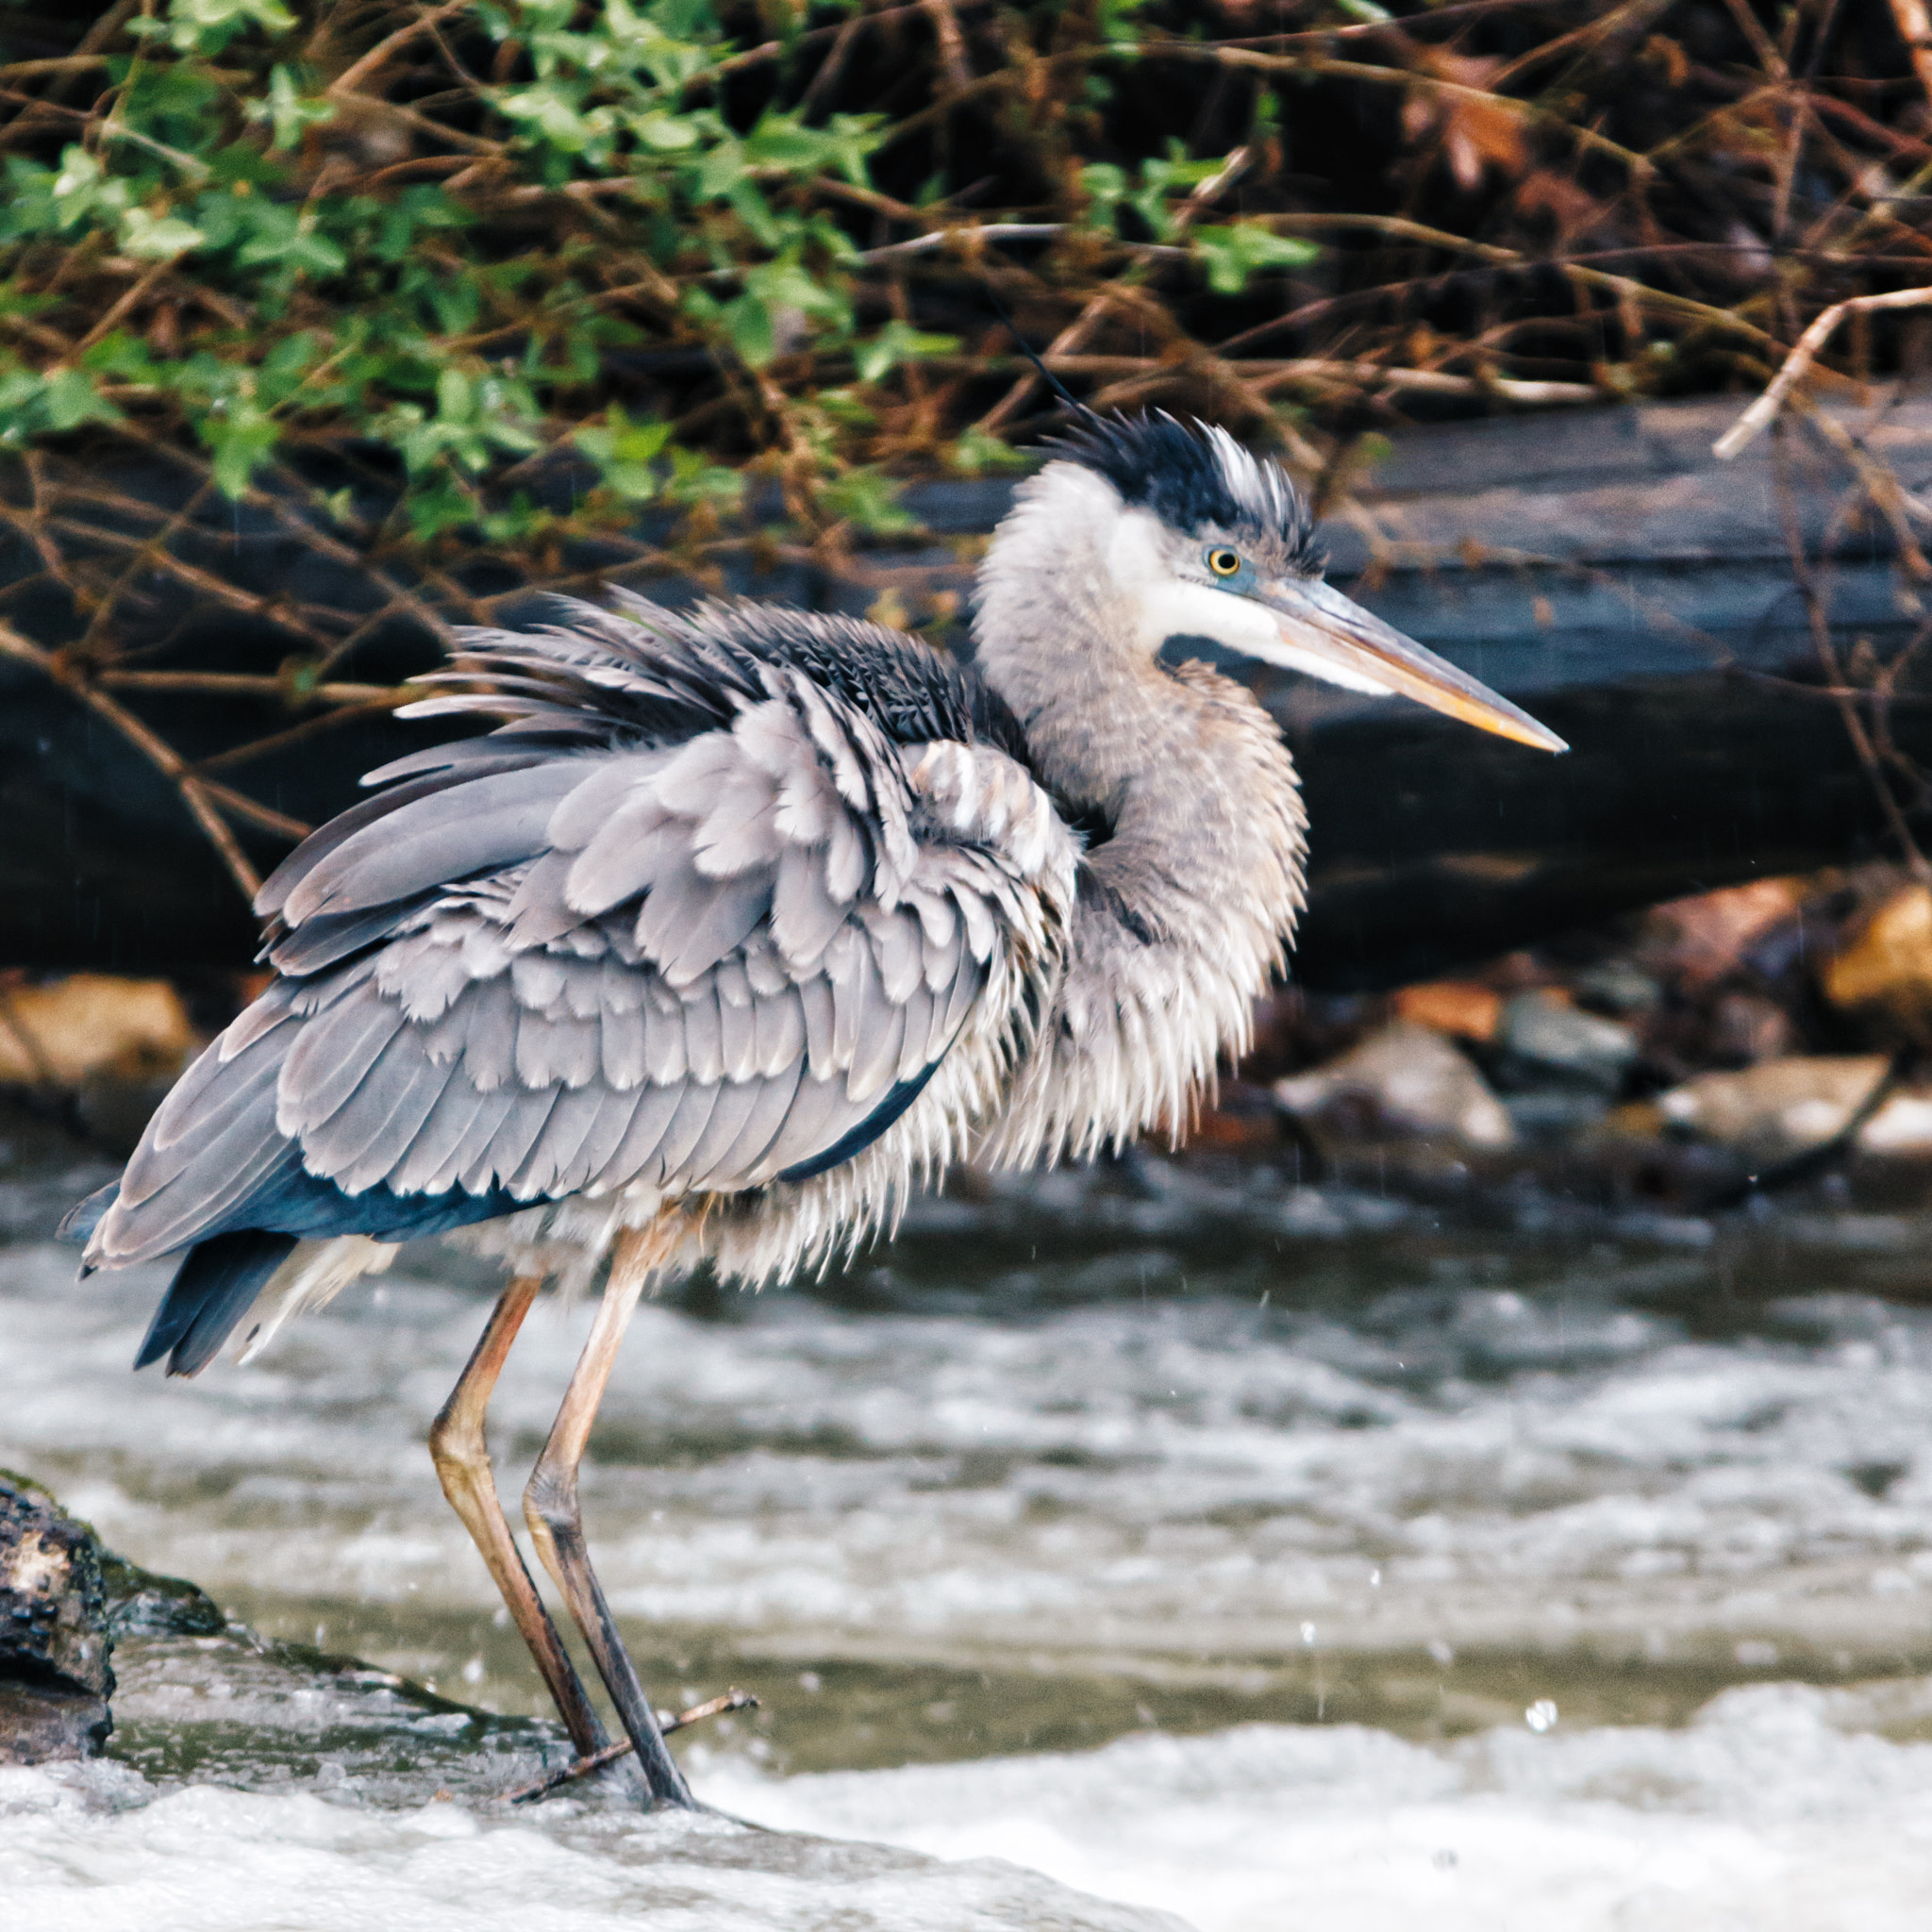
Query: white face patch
1106 509 1276 658
1103 508 1394 694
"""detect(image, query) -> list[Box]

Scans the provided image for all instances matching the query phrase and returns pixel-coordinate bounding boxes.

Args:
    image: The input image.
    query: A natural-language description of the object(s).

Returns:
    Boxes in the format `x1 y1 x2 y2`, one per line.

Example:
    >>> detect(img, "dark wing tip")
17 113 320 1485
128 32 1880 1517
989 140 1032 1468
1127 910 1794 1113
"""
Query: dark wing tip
134 1231 298 1377
774 1060 945 1186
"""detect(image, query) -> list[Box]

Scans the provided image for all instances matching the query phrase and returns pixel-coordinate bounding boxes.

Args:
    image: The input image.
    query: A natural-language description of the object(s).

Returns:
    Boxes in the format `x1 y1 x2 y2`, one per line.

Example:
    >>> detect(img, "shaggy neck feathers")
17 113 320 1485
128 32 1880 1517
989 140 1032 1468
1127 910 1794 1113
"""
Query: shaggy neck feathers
971 462 1308 1164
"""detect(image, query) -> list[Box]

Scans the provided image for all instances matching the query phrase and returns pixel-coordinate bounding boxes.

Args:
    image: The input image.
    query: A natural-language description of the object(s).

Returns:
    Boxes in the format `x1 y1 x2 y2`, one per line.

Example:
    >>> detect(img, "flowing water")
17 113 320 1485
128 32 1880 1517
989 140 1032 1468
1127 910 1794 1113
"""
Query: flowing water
7 1129 1932 1929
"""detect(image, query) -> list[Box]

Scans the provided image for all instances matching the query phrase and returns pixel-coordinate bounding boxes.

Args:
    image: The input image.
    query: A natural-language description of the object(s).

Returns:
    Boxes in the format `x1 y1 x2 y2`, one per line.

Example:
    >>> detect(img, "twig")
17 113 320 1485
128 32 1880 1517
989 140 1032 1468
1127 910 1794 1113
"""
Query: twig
189 697 404 774
1889 0 1932 111
502 1689 758 1805
946 350 1598 405
0 56 114 81
99 671 399 703
799 9 867 118
0 617 262 900
195 778 311 841
924 0 973 93
855 223 1069 264
1772 433 1932 886
327 0 476 99
1716 288 1932 459
974 288 1131 434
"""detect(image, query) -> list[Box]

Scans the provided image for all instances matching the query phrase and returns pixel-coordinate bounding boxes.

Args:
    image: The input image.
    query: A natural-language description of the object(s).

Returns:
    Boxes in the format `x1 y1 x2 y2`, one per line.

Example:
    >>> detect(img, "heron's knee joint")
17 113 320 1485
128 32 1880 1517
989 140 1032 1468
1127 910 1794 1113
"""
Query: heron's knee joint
523 1463 579 1539
428 1408 487 1475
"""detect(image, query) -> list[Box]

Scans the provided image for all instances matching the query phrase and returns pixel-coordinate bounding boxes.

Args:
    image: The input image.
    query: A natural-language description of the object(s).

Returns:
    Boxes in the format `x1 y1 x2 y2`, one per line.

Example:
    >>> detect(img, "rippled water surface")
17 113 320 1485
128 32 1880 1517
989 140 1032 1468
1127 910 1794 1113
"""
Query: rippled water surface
8 1138 1932 1928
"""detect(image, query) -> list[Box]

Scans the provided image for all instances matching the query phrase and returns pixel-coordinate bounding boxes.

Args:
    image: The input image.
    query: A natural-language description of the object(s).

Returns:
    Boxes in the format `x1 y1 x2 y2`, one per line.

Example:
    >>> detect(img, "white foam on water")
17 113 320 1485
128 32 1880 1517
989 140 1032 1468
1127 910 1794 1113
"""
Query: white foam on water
705 1688 1932 1932
7 1688 1932 1932
0 1758 1187 1932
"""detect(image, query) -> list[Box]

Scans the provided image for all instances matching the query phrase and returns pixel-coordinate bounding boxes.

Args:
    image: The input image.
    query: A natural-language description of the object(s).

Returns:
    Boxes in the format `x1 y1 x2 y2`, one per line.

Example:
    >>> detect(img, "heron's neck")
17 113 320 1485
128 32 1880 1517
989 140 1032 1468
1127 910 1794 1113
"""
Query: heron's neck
971 477 1308 1165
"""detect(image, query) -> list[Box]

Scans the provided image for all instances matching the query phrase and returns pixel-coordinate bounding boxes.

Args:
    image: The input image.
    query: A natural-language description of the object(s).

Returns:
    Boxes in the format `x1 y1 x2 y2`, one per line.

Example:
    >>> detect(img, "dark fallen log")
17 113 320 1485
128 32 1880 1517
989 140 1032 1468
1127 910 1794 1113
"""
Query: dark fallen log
0 391 1926 989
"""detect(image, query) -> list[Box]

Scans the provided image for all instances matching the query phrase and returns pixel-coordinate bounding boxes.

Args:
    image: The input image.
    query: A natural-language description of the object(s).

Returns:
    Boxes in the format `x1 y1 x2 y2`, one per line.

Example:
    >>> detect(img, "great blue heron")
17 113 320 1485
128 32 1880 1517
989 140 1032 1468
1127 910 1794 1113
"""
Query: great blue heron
61 413 1562 1807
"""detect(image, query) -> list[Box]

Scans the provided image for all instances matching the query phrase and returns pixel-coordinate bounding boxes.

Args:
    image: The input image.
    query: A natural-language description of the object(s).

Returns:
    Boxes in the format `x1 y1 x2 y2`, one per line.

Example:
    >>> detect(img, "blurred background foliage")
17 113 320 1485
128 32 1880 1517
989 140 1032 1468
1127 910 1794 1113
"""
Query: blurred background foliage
0 0 1927 896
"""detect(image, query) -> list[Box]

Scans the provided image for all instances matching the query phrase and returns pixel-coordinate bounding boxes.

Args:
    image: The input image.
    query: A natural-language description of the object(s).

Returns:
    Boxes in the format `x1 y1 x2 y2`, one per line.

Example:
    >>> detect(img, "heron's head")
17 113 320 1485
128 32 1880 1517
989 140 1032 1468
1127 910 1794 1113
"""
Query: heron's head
988 412 1563 754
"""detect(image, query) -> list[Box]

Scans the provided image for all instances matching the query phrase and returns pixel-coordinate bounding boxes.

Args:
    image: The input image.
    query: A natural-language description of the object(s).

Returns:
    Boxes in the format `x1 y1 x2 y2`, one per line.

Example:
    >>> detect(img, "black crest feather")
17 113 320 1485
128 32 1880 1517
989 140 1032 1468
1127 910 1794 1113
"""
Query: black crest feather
1048 412 1324 575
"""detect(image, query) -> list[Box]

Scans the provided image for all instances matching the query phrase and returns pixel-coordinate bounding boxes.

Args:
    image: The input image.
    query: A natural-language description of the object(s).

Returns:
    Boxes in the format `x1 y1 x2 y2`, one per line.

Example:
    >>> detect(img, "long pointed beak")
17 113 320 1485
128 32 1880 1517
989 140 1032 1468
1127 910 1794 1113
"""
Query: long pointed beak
1253 577 1567 754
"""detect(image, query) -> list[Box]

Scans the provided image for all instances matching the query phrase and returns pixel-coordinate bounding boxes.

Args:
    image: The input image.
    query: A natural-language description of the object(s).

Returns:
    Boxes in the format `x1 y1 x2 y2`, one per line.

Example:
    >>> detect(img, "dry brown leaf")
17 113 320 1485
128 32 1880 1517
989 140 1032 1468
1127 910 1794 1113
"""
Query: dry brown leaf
1822 881 1932 1038
1644 877 1805 988
1392 981 1504 1041
1402 50 1531 192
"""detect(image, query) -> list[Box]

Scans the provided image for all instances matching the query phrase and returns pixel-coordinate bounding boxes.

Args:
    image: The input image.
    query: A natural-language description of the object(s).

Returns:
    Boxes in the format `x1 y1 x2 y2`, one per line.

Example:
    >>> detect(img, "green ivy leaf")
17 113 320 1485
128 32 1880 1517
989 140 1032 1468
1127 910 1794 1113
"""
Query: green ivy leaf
824 467 915 535
250 64 336 152
631 109 698 152
855 321 959 384
663 444 745 510
948 425 1031 475
406 474 479 541
722 291 775 366
119 208 207 259
197 403 278 496
42 368 125 433
1191 224 1321 294
576 404 675 499
153 0 296 56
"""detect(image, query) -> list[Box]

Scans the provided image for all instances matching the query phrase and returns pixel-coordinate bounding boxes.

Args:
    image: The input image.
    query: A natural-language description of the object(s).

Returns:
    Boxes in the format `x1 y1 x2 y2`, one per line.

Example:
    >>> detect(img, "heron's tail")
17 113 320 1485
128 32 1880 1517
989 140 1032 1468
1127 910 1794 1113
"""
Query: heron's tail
133 1230 300 1377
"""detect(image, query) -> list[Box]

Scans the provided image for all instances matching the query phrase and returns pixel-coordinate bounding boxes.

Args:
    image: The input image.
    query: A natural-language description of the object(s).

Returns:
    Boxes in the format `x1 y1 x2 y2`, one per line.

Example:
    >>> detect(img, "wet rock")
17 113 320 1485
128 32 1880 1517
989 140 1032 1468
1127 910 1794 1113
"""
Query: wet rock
1859 1095 1932 1155
1504 1089 1612 1142
1274 1020 1514 1147
1644 877 1805 989
1657 1056 1899 1161
1824 882 1932 1041
1497 991 1638 1091
1572 958 1662 1019
0 1472 114 1763
100 1553 225 1640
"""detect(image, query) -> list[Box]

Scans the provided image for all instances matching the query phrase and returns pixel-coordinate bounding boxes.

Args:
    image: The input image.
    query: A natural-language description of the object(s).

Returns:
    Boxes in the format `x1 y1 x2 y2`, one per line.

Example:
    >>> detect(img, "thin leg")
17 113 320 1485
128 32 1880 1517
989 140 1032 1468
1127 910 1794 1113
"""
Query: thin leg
524 1223 694 1809
430 1274 610 1761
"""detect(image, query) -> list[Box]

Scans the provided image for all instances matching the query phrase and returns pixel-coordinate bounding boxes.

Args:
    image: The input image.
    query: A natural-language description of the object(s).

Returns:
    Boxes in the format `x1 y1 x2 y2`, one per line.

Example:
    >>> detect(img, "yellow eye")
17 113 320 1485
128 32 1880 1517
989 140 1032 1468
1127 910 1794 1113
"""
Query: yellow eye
1208 548 1241 577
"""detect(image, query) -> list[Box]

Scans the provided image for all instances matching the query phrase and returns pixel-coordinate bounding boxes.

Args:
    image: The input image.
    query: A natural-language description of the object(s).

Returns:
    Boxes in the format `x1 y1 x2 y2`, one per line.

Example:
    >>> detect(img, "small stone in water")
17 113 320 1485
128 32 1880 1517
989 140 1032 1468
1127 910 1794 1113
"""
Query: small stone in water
1274 1021 1514 1147
1498 992 1638 1091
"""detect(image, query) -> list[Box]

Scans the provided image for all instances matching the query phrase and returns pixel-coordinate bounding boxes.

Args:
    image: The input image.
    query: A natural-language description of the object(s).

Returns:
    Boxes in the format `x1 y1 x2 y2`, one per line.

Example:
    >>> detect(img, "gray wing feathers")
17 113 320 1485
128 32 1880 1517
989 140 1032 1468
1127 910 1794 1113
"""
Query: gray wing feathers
98 603 1074 1268
744 1069 851 1181
93 1022 292 1262
391 1081 495 1195
280 764 585 923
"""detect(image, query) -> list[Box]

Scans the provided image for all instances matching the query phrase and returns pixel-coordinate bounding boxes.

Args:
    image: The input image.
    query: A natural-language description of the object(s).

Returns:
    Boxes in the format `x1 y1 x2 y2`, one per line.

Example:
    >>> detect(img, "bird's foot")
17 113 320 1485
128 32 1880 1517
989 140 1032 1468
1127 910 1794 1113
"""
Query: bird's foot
503 1688 758 1806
